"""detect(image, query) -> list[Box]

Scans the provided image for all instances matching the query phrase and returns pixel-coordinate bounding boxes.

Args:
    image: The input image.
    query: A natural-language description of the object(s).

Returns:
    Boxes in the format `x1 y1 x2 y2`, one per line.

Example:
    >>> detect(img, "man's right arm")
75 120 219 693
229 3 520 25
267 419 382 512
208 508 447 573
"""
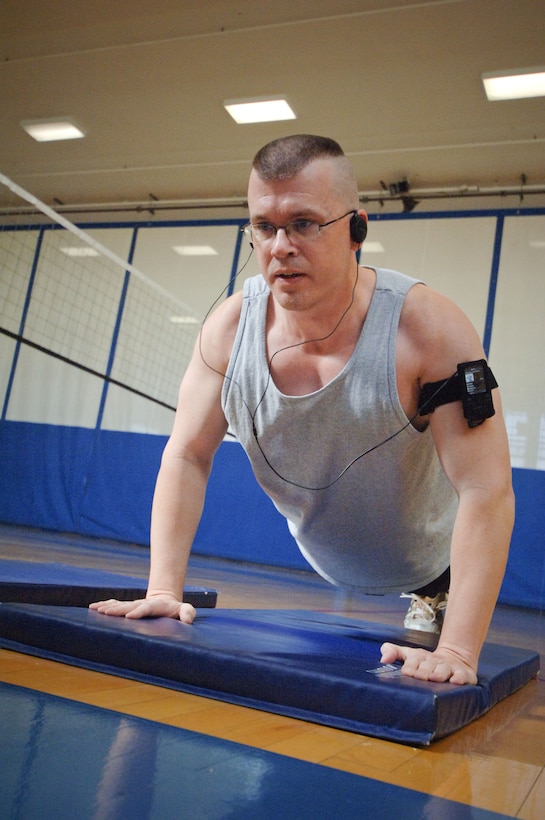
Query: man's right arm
89 293 240 620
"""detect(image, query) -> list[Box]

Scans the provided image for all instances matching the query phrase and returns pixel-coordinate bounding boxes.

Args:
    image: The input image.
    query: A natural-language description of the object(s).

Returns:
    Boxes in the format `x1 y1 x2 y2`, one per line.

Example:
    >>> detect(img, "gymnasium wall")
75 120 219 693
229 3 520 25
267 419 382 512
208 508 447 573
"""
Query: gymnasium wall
1 209 544 608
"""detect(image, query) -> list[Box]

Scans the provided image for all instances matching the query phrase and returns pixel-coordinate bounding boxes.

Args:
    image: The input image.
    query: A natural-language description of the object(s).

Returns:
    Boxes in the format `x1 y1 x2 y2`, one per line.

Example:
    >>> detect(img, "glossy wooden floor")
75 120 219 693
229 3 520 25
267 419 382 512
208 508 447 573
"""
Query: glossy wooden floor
1 525 544 818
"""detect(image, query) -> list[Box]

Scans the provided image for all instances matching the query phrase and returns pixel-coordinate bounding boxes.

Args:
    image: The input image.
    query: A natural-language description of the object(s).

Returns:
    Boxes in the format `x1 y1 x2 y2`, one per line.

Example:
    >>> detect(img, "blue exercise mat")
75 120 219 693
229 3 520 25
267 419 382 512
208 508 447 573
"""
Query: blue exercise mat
0 604 538 745
0 557 217 608
0 681 511 819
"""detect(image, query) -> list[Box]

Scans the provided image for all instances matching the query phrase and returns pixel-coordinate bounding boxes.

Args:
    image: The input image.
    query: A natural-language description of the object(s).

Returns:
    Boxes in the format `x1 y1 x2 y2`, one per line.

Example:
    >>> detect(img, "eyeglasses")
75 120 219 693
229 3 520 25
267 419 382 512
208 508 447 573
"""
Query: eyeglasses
242 210 356 244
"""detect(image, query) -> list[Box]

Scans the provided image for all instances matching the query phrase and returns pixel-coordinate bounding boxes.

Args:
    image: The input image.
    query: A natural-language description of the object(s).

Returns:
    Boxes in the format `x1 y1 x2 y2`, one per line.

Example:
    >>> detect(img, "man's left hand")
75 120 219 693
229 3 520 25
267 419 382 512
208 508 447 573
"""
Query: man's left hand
380 642 478 685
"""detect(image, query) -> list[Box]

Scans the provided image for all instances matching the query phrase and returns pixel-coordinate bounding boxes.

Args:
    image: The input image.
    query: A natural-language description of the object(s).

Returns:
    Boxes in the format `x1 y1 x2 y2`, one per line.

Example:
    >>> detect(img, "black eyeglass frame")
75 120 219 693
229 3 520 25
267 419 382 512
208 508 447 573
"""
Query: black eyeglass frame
242 210 357 243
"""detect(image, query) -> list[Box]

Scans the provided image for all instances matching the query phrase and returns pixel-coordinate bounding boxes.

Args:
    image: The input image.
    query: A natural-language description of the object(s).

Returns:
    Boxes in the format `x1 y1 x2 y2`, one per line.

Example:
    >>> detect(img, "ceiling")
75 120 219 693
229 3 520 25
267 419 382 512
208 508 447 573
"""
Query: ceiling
1 0 544 215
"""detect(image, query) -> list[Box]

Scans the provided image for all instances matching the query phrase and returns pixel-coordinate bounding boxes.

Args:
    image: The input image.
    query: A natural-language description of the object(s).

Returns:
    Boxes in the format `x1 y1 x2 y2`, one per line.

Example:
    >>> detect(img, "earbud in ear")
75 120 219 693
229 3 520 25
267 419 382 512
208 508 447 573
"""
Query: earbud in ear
349 212 367 244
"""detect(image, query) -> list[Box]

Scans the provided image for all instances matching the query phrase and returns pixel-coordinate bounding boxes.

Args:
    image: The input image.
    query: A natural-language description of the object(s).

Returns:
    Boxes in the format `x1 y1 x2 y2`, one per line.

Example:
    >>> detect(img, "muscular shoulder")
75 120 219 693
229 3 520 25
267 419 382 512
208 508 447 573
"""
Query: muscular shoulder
198 290 243 374
398 283 485 383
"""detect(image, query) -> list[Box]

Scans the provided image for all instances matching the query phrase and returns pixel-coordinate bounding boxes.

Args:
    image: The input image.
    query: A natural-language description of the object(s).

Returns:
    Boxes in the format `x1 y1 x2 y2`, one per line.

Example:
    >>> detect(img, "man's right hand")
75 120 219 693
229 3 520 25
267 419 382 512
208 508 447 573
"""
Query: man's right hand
89 595 197 623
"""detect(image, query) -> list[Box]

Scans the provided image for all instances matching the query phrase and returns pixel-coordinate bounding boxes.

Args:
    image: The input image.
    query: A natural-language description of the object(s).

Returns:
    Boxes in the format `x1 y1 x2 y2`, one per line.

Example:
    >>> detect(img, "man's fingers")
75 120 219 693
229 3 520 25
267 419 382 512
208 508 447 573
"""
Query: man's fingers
380 642 407 664
402 654 451 682
178 603 197 624
89 596 197 623
89 598 145 616
379 642 477 685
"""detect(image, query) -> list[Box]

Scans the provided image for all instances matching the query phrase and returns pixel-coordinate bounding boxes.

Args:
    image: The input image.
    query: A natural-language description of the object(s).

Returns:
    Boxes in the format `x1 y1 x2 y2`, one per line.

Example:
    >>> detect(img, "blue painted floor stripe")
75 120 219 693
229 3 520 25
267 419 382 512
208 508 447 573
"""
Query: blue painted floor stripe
0 682 513 820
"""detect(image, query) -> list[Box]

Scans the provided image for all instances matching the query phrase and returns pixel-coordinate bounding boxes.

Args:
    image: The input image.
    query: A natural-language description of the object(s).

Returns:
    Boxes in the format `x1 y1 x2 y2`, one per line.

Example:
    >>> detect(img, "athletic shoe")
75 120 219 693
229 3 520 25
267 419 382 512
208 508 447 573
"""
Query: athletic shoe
401 591 448 633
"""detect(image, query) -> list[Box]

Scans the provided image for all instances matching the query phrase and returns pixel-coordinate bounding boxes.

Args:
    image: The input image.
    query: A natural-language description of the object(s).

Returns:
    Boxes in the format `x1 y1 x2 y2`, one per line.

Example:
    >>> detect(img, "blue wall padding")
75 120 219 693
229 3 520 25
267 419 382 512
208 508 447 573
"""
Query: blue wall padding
0 421 305 569
0 606 539 746
0 422 93 532
0 421 165 542
0 420 543 607
500 469 545 609
193 441 305 569
78 427 164 542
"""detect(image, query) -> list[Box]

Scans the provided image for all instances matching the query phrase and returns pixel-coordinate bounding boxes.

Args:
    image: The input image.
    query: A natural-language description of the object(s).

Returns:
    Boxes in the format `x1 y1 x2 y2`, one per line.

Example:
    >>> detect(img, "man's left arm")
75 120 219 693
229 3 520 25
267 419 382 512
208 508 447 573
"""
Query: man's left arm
382 289 515 684
383 389 514 683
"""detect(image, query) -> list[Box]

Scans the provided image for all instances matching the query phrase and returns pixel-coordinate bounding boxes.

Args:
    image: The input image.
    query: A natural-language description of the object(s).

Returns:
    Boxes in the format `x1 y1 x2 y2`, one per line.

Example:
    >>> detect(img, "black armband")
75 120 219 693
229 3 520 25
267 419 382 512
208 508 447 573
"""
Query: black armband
419 359 498 428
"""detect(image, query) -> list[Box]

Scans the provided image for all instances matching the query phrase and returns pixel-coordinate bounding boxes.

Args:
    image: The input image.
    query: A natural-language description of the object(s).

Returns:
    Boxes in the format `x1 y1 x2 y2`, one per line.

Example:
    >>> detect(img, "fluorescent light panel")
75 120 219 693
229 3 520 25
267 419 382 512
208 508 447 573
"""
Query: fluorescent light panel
224 97 296 124
173 245 218 256
21 117 86 142
60 246 99 257
482 68 545 100
362 241 384 253
169 315 200 324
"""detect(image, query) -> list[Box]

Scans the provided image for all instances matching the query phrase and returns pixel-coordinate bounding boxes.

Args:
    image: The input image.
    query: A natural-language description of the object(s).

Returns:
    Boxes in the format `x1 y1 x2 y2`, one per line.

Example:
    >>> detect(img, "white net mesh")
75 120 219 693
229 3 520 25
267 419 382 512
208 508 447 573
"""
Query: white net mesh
0 173 200 416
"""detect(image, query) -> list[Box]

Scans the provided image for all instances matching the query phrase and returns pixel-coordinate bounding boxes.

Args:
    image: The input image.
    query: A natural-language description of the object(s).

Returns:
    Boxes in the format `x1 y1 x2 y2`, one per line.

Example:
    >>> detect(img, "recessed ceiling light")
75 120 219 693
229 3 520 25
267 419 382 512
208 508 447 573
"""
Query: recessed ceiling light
224 97 296 124
172 245 218 256
482 68 545 100
59 246 99 257
362 241 384 253
20 117 86 142
169 316 200 324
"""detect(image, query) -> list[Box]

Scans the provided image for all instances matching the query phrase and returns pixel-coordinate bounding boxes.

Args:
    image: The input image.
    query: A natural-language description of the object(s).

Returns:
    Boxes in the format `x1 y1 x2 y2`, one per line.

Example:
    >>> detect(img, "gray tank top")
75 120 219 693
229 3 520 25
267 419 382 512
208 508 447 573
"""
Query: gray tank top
221 268 456 593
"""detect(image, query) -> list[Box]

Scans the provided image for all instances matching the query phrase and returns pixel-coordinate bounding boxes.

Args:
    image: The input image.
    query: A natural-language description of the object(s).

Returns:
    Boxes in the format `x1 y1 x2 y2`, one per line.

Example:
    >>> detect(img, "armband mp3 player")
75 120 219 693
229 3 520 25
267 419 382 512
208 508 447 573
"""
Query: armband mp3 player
458 360 496 427
419 359 498 428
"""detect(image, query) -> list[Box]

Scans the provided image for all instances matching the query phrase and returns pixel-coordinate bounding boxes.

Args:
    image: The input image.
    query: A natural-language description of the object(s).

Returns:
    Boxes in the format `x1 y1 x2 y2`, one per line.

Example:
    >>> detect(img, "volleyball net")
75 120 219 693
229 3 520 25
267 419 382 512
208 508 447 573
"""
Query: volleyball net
0 174 201 420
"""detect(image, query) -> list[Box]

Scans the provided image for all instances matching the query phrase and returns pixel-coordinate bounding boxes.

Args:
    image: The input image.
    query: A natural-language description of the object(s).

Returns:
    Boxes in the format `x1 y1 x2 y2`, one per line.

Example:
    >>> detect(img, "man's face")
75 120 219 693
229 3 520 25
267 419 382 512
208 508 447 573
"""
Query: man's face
246 158 358 313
